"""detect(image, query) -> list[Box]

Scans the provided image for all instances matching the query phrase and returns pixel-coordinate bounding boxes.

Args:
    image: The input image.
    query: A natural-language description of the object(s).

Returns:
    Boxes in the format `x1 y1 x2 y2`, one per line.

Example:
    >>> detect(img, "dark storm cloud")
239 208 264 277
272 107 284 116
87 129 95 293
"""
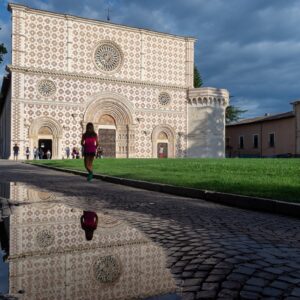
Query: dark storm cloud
1 0 300 117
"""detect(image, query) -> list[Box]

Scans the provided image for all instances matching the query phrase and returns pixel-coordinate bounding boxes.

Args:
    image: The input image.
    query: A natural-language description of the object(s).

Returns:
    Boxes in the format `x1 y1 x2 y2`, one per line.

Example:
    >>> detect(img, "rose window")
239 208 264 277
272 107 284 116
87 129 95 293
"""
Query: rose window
37 80 56 97
94 42 122 72
159 92 171 105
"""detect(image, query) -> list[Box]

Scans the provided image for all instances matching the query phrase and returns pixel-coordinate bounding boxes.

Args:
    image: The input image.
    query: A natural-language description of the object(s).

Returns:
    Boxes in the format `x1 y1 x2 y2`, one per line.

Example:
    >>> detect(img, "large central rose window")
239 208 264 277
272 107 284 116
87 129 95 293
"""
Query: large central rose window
94 42 123 72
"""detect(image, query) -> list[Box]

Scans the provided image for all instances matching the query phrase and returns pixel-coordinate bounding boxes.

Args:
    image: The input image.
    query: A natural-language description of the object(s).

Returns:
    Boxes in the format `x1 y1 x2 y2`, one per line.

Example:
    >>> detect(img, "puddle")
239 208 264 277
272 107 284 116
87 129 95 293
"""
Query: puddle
0 182 180 300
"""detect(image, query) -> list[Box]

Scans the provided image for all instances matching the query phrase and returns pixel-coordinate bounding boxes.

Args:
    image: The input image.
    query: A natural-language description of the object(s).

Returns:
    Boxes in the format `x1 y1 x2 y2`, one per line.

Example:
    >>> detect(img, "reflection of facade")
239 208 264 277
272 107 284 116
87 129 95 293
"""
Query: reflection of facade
0 3 229 160
0 183 176 300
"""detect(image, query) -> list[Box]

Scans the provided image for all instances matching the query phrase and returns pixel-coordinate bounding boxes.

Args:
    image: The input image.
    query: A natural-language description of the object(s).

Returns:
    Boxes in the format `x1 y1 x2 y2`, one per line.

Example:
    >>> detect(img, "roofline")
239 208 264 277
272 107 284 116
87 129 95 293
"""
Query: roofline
7 2 196 42
226 112 294 127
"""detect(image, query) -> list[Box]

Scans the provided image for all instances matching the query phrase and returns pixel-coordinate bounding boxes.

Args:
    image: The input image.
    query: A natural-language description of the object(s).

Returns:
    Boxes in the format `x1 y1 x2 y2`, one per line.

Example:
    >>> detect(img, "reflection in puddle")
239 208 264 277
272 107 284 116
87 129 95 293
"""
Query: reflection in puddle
0 182 179 300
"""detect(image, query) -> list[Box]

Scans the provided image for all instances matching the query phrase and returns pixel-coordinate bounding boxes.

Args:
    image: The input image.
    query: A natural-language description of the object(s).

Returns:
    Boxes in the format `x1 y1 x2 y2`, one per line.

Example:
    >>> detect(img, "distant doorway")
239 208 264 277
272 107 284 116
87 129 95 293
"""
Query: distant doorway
38 139 52 159
157 143 168 158
98 129 116 157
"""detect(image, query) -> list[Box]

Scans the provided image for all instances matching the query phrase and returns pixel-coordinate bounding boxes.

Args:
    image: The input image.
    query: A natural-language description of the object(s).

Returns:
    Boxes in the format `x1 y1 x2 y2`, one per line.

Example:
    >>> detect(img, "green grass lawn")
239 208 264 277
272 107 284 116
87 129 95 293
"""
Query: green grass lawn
30 158 300 203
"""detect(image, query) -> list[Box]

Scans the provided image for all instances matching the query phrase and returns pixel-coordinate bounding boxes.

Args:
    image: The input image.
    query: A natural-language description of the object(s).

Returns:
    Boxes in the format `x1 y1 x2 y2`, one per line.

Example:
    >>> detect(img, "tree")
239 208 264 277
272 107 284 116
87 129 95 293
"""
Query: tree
226 105 247 124
0 27 7 65
194 65 203 88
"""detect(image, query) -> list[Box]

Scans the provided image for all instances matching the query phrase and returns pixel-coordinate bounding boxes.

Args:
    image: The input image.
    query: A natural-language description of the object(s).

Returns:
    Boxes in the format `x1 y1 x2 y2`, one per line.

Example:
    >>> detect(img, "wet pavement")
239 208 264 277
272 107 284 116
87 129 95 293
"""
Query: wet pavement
1 160 300 300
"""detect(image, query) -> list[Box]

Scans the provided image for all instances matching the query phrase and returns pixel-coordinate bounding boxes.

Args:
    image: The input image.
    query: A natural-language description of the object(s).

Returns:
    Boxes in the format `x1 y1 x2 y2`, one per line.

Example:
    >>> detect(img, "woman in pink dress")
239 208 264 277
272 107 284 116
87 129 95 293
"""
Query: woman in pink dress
81 122 99 181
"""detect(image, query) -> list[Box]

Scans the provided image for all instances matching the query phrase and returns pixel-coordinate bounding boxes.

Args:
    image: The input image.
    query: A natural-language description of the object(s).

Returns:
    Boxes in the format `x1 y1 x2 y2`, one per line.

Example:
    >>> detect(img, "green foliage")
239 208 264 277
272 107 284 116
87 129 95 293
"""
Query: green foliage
0 27 7 64
194 65 203 88
31 158 300 202
226 105 247 124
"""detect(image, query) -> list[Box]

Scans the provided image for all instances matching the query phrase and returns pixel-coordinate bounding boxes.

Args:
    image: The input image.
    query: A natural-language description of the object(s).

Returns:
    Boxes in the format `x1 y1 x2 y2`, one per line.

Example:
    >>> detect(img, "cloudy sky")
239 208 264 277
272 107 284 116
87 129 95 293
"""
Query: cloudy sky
1 0 300 118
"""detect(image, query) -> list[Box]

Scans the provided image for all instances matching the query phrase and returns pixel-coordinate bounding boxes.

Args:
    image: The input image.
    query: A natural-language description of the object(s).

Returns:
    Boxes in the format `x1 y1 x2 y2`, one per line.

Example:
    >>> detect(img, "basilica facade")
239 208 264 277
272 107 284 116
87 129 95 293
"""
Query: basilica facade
0 3 229 159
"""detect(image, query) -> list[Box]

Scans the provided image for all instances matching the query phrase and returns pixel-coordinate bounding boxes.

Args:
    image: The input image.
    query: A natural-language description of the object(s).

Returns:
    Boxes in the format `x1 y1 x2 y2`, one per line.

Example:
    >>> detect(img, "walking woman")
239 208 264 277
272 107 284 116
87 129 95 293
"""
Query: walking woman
81 122 99 181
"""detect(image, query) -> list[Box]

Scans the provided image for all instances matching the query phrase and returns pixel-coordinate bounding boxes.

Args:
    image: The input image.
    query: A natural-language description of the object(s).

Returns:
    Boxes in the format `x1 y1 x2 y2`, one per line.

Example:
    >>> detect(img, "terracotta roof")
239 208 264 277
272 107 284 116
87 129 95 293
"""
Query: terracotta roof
227 111 294 126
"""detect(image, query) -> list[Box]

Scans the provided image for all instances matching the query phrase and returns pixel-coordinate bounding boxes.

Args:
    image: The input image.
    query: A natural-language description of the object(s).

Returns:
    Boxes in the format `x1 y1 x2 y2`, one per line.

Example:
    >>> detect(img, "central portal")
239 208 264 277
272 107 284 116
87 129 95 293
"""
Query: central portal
98 129 116 157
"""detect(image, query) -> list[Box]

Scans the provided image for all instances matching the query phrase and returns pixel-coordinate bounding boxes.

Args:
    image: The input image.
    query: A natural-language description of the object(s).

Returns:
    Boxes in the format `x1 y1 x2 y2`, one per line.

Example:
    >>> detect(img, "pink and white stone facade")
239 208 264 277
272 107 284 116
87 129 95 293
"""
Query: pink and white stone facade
0 3 229 159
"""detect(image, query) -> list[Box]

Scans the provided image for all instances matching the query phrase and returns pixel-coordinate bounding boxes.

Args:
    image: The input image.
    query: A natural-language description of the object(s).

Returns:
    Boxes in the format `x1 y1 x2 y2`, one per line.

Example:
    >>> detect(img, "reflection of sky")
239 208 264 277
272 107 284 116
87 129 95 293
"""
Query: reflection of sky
0 249 8 294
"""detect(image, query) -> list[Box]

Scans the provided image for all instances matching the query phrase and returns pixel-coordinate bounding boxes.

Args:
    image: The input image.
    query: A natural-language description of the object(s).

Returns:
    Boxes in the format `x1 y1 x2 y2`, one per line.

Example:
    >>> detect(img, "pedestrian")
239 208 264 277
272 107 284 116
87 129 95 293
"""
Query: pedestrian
97 146 103 159
80 211 98 241
81 122 98 181
39 148 44 159
25 147 30 160
13 144 19 161
46 149 51 159
33 147 37 159
66 146 70 159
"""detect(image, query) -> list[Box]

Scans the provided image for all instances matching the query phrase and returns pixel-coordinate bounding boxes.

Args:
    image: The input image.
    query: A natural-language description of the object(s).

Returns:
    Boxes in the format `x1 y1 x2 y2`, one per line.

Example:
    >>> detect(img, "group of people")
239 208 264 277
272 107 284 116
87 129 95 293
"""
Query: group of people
12 144 51 160
12 122 99 182
64 145 103 160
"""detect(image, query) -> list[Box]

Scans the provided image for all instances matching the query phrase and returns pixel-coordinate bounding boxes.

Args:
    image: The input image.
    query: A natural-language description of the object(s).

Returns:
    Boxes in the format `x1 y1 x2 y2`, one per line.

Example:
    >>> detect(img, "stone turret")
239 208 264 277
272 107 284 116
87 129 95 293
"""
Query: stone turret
187 87 229 157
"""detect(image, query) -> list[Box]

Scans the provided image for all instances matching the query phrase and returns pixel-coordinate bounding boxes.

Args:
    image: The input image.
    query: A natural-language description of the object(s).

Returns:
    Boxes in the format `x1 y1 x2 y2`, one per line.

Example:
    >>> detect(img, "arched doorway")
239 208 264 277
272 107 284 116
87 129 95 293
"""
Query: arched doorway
28 117 63 159
152 125 176 158
157 132 168 158
38 126 53 159
84 93 136 158
98 114 116 158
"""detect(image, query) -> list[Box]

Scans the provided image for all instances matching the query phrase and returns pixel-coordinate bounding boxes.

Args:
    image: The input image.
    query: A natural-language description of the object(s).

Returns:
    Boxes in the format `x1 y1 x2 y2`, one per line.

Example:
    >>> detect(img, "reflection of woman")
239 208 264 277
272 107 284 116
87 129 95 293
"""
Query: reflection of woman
80 211 98 241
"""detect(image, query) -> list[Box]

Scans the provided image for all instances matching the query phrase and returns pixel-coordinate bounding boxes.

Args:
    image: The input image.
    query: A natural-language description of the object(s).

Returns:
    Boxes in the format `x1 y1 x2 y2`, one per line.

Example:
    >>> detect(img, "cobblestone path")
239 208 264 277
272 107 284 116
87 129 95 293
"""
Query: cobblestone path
1 161 300 299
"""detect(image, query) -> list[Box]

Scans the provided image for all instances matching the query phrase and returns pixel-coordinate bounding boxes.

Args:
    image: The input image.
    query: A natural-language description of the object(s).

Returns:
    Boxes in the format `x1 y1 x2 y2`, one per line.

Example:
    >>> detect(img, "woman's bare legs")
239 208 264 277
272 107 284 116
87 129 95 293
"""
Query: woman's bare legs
84 155 95 181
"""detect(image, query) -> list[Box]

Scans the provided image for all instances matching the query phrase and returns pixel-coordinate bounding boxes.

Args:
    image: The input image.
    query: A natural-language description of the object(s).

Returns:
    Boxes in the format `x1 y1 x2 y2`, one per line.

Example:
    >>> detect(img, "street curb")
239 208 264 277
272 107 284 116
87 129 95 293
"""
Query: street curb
28 163 300 218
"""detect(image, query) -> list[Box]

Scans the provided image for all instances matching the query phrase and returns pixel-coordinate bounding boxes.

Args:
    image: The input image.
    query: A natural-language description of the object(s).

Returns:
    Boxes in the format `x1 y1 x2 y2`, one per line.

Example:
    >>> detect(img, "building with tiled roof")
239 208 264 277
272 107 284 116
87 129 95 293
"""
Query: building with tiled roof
225 101 300 157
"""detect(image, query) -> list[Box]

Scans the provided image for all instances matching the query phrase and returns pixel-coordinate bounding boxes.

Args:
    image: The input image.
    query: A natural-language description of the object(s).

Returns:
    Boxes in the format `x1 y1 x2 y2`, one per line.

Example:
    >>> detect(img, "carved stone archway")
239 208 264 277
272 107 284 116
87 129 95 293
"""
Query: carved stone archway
84 93 136 158
151 125 176 158
28 117 63 159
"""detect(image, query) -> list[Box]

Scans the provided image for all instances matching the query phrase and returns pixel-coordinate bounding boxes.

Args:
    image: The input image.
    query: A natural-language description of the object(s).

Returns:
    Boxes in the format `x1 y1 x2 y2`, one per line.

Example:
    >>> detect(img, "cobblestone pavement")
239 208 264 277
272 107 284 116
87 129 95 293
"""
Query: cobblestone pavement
1 160 300 299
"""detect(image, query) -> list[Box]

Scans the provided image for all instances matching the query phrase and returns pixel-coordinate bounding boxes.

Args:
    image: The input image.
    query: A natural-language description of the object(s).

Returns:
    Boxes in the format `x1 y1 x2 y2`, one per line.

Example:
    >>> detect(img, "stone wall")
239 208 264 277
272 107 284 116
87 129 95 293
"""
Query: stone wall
187 88 229 158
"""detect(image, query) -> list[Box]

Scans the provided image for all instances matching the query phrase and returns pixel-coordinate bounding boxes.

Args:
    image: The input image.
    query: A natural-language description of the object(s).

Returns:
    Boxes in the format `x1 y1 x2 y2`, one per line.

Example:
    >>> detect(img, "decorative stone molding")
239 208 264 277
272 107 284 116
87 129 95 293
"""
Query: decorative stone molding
187 87 229 108
7 65 188 90
93 255 122 284
8 3 195 41
93 41 123 73
28 117 63 138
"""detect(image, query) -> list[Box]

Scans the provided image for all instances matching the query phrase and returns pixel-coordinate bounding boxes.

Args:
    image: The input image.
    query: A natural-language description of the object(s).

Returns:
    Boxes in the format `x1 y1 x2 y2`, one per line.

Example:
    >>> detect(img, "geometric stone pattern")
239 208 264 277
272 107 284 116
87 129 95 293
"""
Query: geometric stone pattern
4 179 176 300
3 3 229 160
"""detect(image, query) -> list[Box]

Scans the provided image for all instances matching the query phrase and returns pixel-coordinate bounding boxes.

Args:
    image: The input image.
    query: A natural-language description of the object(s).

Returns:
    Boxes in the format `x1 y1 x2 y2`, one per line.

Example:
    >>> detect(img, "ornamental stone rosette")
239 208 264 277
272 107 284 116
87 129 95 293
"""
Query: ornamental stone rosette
94 41 123 73
158 92 171 106
35 229 55 247
93 255 122 283
37 80 56 97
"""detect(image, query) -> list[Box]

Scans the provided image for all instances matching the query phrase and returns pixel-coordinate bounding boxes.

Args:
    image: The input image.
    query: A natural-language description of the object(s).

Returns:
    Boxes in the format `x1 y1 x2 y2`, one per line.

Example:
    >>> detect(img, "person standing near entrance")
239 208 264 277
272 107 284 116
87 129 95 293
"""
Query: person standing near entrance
13 144 19 161
81 122 98 182
25 147 30 160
